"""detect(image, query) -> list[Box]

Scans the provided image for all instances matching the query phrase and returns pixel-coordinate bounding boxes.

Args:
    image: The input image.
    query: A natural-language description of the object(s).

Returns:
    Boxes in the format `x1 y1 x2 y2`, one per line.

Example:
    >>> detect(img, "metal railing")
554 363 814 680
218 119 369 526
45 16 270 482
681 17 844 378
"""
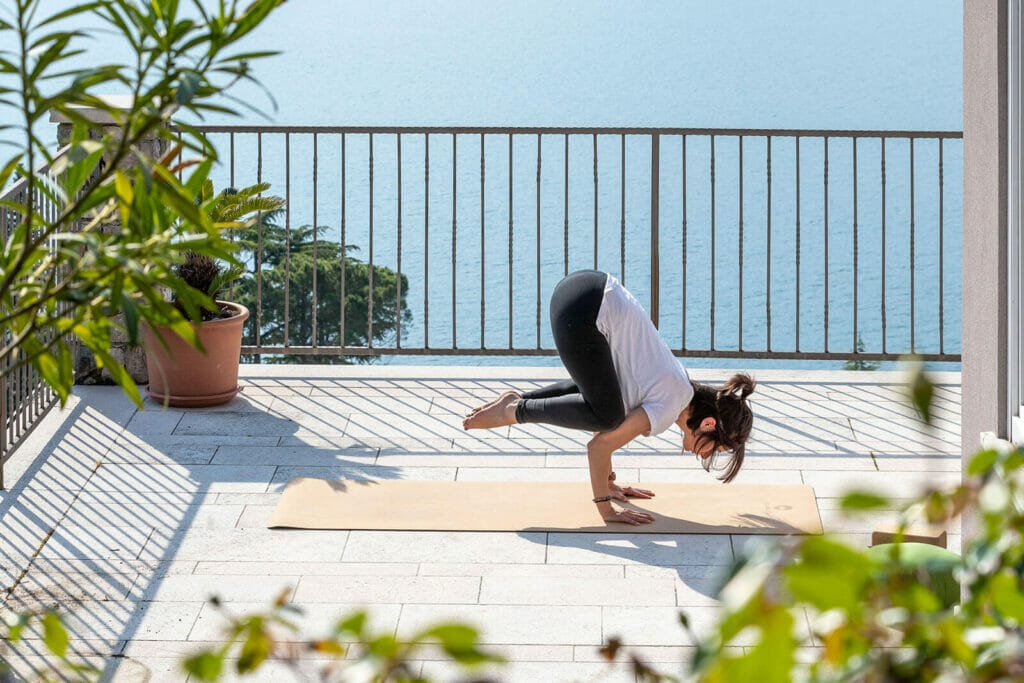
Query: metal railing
195 125 963 363
0 147 73 488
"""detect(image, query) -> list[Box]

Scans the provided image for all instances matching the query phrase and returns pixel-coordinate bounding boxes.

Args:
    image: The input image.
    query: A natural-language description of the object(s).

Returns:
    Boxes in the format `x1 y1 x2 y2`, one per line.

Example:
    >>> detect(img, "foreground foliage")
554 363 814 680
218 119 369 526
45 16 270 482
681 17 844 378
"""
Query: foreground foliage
0 0 282 405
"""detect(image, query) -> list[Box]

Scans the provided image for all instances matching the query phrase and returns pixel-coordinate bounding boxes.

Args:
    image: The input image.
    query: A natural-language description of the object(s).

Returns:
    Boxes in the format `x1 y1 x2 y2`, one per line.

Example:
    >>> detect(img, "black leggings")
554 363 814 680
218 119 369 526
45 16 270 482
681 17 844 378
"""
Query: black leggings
514 270 626 431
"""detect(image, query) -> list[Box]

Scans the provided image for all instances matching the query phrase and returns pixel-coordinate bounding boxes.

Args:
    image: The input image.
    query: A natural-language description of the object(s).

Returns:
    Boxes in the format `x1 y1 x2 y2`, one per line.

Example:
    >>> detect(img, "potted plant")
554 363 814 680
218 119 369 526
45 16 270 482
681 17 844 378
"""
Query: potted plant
142 182 284 407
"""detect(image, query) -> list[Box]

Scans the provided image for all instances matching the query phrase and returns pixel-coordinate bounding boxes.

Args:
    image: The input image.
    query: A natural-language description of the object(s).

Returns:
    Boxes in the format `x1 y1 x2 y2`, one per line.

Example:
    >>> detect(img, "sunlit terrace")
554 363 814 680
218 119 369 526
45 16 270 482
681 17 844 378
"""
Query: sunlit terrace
0 115 969 681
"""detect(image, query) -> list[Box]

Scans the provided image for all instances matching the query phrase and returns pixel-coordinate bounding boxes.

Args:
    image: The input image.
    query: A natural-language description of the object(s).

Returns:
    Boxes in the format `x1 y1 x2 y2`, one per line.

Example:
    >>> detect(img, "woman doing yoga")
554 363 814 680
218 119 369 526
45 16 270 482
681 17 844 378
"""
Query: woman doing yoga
463 270 755 526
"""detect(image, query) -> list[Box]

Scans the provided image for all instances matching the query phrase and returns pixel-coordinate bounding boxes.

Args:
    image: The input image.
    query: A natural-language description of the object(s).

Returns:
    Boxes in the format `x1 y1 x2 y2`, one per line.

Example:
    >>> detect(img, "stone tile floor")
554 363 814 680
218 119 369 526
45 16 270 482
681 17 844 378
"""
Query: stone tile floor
0 365 962 682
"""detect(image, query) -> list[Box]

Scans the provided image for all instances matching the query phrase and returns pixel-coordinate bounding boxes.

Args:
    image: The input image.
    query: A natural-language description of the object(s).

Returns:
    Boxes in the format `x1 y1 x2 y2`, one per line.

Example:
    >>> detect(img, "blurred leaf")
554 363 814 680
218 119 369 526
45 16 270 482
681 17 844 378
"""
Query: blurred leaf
183 651 223 681
989 571 1024 622
599 637 622 662
236 630 272 673
41 612 68 658
907 359 935 425
840 491 891 512
968 450 999 477
784 538 874 613
334 611 366 637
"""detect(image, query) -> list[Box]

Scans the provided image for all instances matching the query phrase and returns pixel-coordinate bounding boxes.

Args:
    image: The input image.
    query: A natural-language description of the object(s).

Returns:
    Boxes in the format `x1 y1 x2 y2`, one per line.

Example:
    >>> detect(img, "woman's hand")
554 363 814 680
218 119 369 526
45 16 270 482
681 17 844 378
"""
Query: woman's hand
601 506 656 526
610 481 655 501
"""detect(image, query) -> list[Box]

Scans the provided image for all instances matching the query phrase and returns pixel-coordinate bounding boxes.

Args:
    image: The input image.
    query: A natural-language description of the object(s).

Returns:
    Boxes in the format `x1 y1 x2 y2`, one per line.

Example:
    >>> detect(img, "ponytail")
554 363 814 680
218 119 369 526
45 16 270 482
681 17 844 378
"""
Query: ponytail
687 373 756 483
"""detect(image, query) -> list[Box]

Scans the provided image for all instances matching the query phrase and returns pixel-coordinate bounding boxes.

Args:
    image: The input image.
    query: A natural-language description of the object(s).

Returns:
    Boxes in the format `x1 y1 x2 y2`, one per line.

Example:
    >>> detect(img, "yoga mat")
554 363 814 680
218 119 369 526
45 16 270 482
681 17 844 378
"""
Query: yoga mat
269 479 823 534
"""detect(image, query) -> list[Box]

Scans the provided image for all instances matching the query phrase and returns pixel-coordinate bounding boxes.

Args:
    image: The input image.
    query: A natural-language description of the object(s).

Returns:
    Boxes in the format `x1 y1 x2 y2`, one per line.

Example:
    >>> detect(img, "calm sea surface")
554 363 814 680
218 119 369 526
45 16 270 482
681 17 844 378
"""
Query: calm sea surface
5 1 964 369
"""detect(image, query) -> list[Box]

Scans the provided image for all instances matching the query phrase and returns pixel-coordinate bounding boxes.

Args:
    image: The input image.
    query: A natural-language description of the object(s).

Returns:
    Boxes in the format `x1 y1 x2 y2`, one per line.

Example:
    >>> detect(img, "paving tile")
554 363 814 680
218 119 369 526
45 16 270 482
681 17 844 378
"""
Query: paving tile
455 466 636 482
143 393 275 413
737 454 877 471
193 561 419 576
419 658 637 683
8 600 203 647
342 531 547 564
753 416 855 442
7 571 136 604
106 656 185 683
212 445 378 466
801 469 962 499
36 524 154 562
418 563 623 578
273 394 434 415
294 575 480 604
174 411 304 437
187 601 402 642
269 465 458 489
638 468 804 484
573 644 706 663
65 502 245 530
130 574 298 603
343 412 502 441
602 605 720 646
140 527 347 563
398 604 603 645
27 557 198 577
125 409 185 436
83 463 277 494
212 492 282 505
479 575 676 606
545 533 734 567
280 434 454 450
624 565 727 606
376 452 546 467
870 455 963 472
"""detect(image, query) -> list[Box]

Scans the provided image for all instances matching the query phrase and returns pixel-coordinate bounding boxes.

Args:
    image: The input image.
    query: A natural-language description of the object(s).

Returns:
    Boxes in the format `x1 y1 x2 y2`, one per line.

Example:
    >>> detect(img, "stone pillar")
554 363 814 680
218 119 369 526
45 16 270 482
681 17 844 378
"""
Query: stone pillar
51 96 170 385
962 1 1009 543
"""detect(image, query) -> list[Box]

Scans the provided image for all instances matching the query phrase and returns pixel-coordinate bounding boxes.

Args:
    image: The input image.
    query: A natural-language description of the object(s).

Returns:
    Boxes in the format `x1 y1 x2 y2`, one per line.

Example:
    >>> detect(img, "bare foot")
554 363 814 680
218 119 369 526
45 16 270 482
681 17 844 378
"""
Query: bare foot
465 390 520 419
463 392 519 430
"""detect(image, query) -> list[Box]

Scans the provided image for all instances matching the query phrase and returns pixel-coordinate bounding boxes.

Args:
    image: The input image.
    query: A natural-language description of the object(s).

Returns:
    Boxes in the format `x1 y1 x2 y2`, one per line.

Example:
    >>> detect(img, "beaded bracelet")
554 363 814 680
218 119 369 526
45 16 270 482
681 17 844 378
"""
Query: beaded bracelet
608 471 616 482
593 495 613 503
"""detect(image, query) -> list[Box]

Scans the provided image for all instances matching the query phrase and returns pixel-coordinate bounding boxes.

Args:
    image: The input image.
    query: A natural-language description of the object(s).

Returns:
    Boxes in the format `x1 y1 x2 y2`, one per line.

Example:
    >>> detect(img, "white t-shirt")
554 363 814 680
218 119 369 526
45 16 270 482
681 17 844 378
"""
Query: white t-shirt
595 274 694 436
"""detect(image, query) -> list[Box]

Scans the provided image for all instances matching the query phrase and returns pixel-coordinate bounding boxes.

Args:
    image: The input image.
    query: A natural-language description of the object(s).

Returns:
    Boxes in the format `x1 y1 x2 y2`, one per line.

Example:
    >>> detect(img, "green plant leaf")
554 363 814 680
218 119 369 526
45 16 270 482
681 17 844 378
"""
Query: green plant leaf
839 491 891 511
183 651 223 681
41 612 69 658
989 571 1024 622
968 449 999 477
236 630 272 673
906 359 935 425
333 611 366 637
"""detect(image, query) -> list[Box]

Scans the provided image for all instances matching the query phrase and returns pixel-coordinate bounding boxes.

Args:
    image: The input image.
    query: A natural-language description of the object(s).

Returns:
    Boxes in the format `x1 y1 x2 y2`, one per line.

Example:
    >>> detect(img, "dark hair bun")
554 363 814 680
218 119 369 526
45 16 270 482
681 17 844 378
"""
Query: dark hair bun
719 373 755 401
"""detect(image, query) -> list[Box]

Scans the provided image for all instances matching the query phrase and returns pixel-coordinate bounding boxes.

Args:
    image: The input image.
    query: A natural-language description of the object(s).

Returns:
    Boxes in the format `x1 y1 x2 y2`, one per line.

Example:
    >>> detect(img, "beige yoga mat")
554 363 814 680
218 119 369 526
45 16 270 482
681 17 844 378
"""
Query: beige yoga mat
269 478 823 534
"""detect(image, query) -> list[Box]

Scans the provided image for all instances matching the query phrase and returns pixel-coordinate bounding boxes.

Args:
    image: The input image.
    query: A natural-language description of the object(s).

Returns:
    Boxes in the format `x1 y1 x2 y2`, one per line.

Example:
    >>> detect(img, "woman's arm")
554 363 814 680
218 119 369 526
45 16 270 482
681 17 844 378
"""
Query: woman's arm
587 407 656 525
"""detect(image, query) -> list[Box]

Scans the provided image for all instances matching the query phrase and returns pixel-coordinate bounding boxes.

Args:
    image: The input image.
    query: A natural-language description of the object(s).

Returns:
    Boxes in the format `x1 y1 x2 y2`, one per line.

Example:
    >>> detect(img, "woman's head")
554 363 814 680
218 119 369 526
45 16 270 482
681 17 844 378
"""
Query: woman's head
680 373 756 483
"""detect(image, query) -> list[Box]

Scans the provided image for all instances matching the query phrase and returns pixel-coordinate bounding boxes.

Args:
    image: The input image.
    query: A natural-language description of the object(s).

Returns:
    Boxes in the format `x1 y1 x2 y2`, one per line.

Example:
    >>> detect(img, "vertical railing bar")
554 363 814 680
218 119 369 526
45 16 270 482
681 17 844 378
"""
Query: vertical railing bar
650 133 660 327
593 133 598 269
939 139 945 355
368 132 375 349
563 134 569 276
853 138 859 353
452 134 457 349
910 137 916 353
256 132 263 347
795 136 801 352
766 135 772 352
480 133 486 349
682 135 688 350
340 134 346 350
620 134 626 283
508 133 514 350
424 133 429 349
738 135 743 350
823 135 829 353
0 356 6 490
710 134 716 351
229 132 235 187
536 134 542 349
312 133 319 348
881 138 887 355
284 132 291 347
396 133 402 349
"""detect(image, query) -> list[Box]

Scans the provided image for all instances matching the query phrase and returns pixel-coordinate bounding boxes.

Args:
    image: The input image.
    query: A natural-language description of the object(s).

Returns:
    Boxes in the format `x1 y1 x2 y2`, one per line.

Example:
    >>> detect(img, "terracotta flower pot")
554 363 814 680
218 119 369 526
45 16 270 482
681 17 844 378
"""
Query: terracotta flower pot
142 301 249 407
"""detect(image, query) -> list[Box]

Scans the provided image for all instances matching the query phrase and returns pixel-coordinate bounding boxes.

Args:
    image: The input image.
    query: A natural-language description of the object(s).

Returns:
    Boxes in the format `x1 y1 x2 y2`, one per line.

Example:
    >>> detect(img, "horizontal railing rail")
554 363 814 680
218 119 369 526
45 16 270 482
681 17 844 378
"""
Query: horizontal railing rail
189 125 963 363
0 146 74 488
